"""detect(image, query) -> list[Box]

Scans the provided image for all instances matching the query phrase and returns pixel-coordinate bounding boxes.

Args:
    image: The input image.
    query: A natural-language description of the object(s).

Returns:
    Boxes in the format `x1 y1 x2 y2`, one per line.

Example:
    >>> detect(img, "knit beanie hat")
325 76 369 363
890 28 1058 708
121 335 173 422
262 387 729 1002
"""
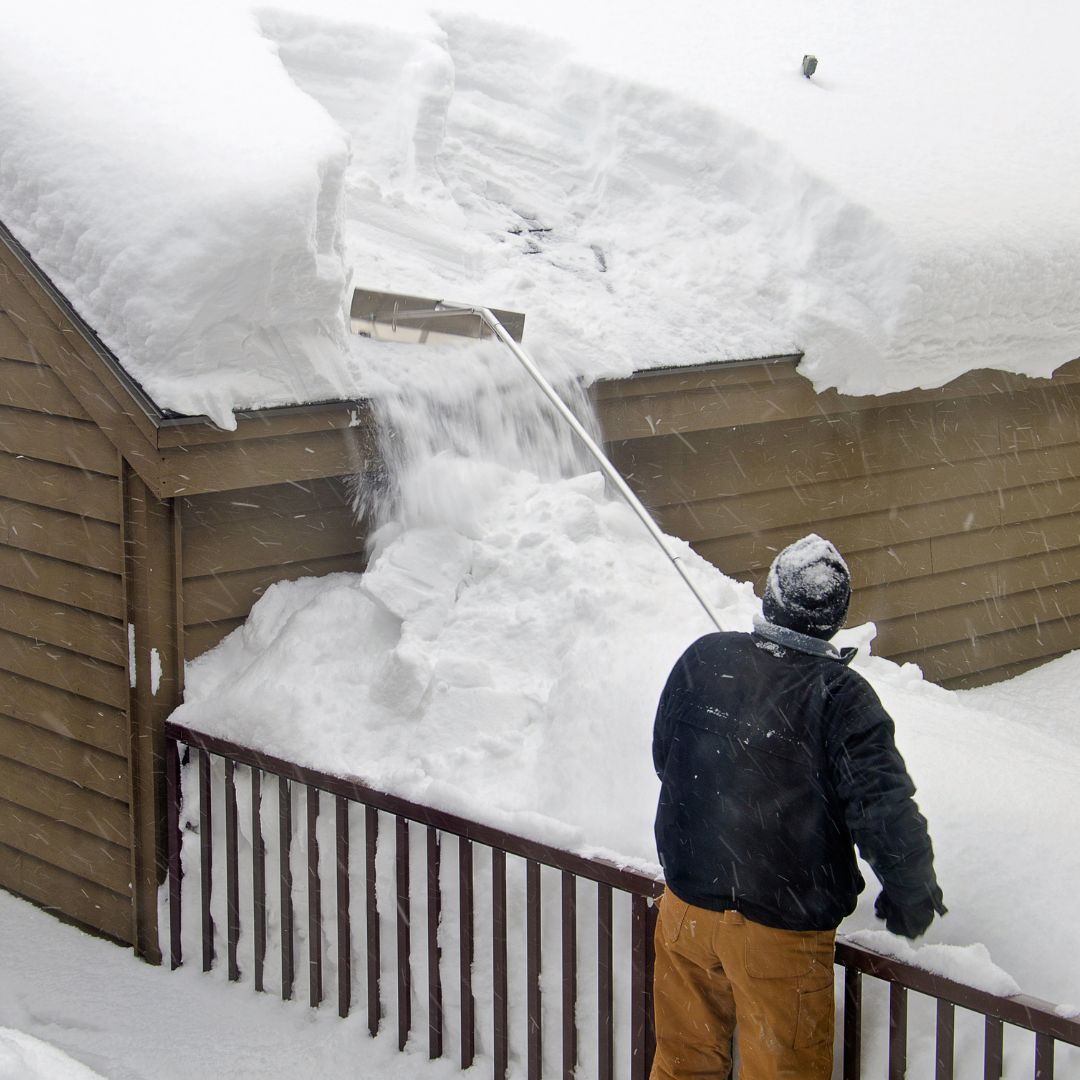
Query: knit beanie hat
762 534 851 639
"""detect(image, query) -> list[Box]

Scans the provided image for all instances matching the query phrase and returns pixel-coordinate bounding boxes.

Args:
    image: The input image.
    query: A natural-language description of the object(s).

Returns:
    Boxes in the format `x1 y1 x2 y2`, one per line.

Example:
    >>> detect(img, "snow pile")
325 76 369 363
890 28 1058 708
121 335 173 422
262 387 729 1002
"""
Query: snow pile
843 933 1020 998
0 0 352 429
0 1028 105 1080
4 1 1080 424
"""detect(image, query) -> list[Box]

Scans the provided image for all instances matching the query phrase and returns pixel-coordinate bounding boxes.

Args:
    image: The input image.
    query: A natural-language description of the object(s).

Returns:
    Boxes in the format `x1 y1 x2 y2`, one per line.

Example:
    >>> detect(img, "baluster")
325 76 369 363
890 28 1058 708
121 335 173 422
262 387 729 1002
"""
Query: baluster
166 738 182 970
630 893 650 1080
493 848 509 1079
935 999 955 1080
984 1017 1003 1080
365 806 380 1036
889 984 908 1080
199 749 214 972
252 769 266 992
396 816 411 1050
527 860 542 1080
307 786 322 1007
225 759 240 982
561 872 577 1080
598 882 614 1080
843 967 862 1080
336 796 351 1018
427 827 443 1059
459 837 475 1069
279 776 294 1001
1034 1034 1055 1080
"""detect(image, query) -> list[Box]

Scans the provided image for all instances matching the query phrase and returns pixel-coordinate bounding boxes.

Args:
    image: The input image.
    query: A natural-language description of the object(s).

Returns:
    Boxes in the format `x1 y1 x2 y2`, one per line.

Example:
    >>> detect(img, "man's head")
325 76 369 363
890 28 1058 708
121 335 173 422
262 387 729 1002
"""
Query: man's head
762 534 851 640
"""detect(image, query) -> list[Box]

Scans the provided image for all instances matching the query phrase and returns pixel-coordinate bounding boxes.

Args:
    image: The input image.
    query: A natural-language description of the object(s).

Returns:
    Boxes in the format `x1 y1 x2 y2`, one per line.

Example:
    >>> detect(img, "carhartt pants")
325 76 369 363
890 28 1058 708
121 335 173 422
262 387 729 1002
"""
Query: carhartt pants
650 890 836 1080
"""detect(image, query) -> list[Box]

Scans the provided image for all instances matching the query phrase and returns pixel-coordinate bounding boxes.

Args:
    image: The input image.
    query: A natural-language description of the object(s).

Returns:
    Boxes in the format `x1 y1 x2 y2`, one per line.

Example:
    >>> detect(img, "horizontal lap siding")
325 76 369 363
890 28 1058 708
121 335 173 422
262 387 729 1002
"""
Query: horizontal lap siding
180 476 367 660
0 340 133 941
594 358 1080 686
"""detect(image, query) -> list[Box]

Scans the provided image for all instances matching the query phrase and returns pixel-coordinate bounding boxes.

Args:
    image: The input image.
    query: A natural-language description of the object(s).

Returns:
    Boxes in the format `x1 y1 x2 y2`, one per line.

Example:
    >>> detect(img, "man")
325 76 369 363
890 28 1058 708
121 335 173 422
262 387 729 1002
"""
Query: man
651 534 945 1079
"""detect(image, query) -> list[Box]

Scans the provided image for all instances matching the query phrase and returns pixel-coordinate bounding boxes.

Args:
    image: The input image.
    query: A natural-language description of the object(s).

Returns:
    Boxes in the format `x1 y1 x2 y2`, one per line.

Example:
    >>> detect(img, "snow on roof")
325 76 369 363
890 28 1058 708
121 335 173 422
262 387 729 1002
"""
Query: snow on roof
2 0 1079 426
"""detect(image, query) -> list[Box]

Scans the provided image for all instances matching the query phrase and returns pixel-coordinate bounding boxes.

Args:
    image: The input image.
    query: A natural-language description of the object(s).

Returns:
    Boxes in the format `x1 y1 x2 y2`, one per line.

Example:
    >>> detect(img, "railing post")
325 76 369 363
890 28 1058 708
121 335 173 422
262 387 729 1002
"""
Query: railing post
935 999 955 1080
984 1016 1003 1080
166 737 183 970
307 786 322 1007
427 827 444 1059
199 749 214 973
1034 1034 1054 1080
336 796 351 1019
598 882 614 1080
225 759 240 982
279 776 294 1001
843 965 862 1080
365 806 380 1036
493 848 509 1079
527 859 542 1080
396 816 411 1050
561 872 578 1080
459 837 475 1069
630 893 650 1080
889 983 908 1079
252 769 266 993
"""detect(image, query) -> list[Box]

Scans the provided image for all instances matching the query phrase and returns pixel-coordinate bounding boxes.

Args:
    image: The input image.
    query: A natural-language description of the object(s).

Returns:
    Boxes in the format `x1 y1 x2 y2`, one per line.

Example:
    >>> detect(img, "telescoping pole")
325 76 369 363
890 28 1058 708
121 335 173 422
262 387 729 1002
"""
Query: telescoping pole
383 301 724 632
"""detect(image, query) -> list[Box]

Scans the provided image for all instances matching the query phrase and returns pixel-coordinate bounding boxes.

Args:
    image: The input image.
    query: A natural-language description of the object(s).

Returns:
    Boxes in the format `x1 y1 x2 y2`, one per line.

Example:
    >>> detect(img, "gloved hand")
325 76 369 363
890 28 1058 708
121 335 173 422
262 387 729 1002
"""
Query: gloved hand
874 889 945 940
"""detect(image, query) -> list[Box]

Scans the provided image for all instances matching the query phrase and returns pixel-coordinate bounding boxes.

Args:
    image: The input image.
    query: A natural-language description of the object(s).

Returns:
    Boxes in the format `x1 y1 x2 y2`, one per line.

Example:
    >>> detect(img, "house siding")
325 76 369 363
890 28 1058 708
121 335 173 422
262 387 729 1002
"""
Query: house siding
594 356 1080 688
0 340 133 942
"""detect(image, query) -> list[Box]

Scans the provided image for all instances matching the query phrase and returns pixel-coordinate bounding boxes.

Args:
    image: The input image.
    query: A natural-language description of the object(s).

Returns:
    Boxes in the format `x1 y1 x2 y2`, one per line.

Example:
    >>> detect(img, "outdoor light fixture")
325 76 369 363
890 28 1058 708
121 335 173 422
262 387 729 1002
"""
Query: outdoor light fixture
802 54 818 78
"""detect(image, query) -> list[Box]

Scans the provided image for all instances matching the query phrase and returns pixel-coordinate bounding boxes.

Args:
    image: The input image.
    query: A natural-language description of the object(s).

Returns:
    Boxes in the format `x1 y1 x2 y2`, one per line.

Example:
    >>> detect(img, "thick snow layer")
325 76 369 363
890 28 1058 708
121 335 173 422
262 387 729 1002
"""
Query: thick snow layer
3 1 1079 424
0 1 353 429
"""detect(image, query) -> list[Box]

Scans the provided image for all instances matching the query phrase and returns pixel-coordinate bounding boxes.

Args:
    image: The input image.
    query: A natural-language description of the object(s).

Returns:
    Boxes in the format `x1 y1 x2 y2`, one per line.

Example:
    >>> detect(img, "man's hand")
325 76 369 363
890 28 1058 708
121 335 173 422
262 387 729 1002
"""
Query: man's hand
874 889 944 940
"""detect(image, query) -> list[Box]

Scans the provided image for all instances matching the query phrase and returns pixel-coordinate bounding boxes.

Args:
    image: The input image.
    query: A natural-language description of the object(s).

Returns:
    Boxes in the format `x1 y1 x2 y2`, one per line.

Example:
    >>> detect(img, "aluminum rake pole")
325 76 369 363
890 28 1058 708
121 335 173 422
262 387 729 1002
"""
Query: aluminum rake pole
386 302 722 631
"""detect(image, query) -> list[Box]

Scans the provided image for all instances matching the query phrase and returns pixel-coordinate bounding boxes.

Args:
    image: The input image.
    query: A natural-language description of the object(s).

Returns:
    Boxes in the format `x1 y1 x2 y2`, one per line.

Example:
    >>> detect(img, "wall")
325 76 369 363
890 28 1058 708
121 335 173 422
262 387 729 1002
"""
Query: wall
594 356 1080 688
0 306 134 943
179 476 367 660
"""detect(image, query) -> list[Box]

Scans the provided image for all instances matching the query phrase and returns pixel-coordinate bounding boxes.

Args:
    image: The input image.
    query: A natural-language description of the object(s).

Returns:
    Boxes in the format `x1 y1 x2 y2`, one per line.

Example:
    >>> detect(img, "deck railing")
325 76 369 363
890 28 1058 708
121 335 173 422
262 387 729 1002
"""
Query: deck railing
164 720 1080 1079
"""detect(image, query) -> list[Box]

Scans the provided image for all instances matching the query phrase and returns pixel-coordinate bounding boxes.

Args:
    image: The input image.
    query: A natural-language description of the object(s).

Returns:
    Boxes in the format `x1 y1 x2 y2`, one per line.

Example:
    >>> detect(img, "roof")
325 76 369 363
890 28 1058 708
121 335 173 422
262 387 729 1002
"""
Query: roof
1 0 1078 424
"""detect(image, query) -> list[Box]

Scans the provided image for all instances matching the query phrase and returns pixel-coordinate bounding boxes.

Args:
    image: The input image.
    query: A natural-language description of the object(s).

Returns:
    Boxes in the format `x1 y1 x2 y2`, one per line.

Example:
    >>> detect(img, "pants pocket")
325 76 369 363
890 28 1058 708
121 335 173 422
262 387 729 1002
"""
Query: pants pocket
658 890 691 944
743 921 832 979
794 983 835 1048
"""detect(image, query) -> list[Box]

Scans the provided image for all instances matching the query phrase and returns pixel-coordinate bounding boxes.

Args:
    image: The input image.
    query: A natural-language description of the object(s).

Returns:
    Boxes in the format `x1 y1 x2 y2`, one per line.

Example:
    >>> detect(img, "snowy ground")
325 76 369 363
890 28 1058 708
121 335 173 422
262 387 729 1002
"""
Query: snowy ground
0 889 466 1080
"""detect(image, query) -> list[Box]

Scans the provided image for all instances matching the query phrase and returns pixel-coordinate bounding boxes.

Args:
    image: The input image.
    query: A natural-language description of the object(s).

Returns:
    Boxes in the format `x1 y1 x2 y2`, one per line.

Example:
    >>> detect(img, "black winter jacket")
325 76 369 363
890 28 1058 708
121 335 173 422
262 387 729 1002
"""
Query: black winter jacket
653 624 944 932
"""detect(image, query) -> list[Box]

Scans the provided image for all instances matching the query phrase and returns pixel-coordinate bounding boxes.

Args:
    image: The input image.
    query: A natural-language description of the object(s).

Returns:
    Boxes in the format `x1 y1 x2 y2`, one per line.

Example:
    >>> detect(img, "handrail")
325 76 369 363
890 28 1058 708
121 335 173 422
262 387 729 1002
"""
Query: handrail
834 940 1080 1046
166 719 663 898
165 718 1079 1054
379 301 724 632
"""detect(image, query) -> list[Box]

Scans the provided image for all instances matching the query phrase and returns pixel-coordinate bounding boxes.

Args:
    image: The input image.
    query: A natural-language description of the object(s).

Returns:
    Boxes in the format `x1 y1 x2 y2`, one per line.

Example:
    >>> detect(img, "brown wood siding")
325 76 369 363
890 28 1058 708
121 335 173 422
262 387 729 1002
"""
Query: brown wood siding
0 356 134 942
180 476 367 660
594 357 1080 687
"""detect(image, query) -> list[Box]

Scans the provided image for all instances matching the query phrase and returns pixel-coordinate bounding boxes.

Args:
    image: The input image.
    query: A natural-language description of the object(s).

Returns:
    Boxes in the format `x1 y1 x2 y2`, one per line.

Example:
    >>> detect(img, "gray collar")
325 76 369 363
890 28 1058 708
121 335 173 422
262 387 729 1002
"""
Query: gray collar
752 614 855 665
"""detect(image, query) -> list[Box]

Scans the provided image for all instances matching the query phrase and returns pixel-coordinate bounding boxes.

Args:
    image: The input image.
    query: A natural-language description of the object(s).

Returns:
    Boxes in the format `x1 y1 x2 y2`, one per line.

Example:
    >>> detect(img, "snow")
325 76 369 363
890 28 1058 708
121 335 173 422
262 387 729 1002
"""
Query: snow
3 1 1080 426
0 891 465 1080
3 1 1080 1075
0 1026 105 1080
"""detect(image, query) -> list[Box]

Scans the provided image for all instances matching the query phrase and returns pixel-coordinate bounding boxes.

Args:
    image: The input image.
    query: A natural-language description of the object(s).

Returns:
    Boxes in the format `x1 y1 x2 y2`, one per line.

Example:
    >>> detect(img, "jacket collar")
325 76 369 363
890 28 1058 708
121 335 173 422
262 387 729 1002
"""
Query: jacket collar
751 614 856 666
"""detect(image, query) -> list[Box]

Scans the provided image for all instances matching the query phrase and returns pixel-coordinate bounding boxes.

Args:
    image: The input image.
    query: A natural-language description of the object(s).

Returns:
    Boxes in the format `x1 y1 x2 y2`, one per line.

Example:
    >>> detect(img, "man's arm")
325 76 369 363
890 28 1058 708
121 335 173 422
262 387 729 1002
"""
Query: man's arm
827 674 946 938
653 643 698 779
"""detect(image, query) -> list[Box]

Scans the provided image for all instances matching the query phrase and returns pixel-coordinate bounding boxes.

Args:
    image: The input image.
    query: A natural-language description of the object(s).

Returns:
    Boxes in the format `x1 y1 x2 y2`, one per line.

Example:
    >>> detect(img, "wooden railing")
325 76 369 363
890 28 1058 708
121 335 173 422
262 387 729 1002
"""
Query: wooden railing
164 721 1080 1079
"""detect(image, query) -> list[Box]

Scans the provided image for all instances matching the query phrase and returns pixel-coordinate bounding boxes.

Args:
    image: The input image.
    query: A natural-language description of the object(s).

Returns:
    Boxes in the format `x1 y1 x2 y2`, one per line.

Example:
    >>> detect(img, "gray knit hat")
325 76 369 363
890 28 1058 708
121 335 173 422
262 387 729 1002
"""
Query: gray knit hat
762 534 851 639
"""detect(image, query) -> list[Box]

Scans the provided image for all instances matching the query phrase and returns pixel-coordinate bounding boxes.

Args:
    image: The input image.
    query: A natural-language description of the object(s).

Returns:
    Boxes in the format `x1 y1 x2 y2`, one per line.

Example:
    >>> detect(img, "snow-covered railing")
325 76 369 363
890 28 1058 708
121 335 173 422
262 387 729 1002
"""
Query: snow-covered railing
163 720 1080 1079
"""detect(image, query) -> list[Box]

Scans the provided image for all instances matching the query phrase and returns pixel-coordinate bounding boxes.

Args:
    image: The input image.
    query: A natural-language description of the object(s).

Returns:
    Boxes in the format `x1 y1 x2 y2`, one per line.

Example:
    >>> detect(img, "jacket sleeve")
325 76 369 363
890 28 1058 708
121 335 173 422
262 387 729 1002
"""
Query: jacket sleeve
653 643 698 780
826 672 946 918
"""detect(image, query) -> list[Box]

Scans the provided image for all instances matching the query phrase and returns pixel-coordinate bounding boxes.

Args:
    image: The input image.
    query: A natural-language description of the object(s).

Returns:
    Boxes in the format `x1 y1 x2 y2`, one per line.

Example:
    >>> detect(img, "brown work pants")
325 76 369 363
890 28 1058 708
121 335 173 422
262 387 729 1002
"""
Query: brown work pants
650 890 836 1080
